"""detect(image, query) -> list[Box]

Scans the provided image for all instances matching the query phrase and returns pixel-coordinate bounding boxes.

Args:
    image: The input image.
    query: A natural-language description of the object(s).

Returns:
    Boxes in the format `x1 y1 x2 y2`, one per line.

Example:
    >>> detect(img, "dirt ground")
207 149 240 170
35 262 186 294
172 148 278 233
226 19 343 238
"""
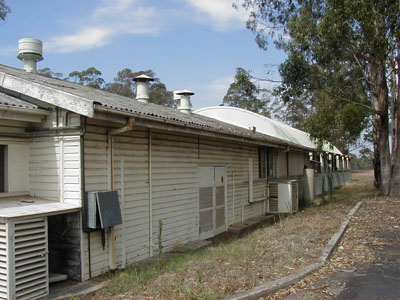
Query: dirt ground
262 180 400 299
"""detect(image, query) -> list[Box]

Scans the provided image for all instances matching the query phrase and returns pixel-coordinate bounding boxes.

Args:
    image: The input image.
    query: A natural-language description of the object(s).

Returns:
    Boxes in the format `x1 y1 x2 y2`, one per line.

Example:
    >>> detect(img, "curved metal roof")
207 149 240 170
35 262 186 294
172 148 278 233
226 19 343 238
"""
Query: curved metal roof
194 106 343 155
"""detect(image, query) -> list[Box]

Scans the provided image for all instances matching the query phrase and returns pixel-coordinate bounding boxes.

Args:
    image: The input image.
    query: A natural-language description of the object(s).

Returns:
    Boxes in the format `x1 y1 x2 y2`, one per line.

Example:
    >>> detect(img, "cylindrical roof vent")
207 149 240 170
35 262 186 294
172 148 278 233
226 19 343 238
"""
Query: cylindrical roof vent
17 38 43 73
175 89 194 114
133 74 154 104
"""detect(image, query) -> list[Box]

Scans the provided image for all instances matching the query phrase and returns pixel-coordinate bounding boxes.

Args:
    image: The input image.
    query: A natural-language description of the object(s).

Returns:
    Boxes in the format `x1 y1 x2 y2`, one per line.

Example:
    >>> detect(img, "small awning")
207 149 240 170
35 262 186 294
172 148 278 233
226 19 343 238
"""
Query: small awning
0 195 81 221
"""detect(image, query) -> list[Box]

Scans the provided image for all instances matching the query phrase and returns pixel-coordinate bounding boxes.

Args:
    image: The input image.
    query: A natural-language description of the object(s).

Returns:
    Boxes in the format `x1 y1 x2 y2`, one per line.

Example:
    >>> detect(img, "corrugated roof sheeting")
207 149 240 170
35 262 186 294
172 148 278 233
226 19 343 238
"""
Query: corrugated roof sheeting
0 91 39 110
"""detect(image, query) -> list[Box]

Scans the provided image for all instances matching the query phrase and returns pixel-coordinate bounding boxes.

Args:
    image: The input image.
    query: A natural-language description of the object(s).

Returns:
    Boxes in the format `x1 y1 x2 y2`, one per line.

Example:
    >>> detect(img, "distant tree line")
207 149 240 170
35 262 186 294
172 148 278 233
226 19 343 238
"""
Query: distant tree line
38 67 175 108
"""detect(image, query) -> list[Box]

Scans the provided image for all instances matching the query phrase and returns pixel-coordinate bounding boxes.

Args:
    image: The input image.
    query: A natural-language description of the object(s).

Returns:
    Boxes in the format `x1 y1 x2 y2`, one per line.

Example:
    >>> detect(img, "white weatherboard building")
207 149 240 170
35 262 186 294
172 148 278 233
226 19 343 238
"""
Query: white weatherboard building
0 39 351 300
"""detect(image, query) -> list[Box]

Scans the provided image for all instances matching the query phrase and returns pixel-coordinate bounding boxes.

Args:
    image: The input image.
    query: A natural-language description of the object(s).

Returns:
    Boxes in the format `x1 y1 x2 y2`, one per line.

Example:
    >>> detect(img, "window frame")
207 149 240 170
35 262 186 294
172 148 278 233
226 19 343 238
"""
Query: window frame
258 146 274 179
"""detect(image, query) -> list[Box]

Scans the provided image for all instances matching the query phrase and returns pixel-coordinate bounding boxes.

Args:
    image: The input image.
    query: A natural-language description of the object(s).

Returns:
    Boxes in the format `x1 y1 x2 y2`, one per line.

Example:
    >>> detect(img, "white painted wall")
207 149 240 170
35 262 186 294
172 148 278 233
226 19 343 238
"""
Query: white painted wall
7 143 29 193
28 136 81 204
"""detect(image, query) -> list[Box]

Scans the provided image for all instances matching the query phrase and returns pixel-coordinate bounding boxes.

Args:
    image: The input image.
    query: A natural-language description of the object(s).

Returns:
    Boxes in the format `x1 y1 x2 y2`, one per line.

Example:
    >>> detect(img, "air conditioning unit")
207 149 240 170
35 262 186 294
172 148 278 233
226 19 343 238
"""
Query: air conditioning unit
268 180 298 214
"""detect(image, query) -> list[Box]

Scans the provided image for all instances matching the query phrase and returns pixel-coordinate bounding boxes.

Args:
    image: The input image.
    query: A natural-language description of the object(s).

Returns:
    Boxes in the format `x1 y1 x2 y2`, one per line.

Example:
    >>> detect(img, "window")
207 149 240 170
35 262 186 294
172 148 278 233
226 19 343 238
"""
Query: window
258 146 274 178
0 145 7 193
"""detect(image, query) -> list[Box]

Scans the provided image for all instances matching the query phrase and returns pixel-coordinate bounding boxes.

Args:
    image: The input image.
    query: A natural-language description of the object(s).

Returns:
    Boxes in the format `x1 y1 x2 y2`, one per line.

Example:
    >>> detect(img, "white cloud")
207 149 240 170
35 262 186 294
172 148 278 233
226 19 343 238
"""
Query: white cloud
45 28 112 53
183 0 249 32
45 0 161 54
33 0 250 54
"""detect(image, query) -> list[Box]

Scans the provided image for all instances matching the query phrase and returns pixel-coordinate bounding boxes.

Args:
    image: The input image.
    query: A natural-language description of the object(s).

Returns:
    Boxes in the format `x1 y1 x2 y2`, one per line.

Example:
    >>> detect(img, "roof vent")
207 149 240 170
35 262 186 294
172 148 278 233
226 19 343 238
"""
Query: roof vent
17 38 43 73
133 74 154 104
175 89 194 114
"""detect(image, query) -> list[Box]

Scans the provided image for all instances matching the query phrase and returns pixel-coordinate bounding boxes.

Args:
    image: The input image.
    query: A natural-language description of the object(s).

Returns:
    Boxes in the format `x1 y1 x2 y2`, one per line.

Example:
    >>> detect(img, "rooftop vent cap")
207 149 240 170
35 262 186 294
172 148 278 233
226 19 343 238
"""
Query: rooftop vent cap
175 89 194 114
17 38 43 73
133 74 154 104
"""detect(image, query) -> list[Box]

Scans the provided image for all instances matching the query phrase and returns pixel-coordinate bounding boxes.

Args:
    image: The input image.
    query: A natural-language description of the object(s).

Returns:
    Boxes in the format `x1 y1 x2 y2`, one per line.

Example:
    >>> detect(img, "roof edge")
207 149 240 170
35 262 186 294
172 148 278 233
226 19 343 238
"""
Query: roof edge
0 71 94 117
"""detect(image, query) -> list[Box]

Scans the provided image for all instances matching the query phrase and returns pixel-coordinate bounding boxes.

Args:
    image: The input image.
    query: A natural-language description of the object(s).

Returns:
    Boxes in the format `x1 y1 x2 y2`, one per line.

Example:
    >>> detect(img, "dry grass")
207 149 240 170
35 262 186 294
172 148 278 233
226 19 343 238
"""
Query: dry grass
83 171 378 300
263 172 400 299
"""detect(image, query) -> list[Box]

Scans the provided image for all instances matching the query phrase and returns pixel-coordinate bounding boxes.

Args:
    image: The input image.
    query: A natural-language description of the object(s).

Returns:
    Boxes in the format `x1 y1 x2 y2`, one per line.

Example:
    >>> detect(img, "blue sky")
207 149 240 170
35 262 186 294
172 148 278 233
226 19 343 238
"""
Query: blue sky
0 0 286 109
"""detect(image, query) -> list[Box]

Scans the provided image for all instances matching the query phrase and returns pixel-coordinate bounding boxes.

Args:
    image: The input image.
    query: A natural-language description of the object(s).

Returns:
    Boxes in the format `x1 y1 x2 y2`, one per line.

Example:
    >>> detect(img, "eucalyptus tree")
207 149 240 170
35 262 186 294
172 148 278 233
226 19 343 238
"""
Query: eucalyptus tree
105 68 175 107
223 67 272 117
0 0 10 21
68 67 105 89
242 0 400 195
37 68 63 79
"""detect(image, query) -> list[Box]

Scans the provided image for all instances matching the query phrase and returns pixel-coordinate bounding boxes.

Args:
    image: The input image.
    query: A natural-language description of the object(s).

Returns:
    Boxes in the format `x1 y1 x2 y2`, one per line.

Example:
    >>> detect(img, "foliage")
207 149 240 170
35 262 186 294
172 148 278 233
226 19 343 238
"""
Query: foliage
37 68 64 79
105 68 175 107
104 68 137 98
35 66 175 107
0 0 10 21
223 67 271 117
350 150 373 170
68 67 105 89
242 0 400 194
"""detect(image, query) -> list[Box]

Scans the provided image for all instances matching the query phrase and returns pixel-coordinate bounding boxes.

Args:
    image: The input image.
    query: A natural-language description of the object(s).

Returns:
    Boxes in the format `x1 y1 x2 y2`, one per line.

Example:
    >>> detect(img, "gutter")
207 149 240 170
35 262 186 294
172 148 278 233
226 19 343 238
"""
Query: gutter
0 104 51 116
94 106 315 153
0 127 85 139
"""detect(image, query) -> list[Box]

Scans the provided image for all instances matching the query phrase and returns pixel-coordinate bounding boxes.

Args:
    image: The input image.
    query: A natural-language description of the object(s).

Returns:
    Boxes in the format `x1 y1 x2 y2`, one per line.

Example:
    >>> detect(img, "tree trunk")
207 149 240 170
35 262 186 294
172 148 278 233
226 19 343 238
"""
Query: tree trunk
371 59 391 195
389 41 400 196
373 118 381 189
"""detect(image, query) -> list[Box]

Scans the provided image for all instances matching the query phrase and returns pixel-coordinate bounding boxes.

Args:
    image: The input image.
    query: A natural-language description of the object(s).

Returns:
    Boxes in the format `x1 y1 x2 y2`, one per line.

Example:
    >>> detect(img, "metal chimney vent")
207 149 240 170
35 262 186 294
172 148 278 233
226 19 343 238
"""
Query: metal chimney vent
133 74 154 103
175 89 194 114
17 38 43 73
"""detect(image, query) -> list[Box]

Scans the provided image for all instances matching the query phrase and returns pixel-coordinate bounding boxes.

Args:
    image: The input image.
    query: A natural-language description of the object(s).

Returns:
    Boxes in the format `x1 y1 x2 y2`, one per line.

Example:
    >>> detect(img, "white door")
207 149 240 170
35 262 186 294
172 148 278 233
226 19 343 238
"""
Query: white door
198 166 226 239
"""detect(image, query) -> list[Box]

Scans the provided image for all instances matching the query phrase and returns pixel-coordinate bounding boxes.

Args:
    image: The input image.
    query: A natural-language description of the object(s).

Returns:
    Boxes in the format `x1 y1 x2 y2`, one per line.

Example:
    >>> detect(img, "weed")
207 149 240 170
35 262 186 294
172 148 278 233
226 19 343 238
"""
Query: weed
158 219 163 270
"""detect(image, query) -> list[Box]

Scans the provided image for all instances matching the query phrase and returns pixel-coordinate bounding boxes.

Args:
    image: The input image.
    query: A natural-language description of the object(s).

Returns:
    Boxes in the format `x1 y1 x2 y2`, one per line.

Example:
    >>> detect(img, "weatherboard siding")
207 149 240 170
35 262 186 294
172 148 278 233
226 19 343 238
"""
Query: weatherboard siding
29 136 81 205
81 125 271 280
81 125 339 280
151 131 199 252
82 125 113 279
198 137 266 225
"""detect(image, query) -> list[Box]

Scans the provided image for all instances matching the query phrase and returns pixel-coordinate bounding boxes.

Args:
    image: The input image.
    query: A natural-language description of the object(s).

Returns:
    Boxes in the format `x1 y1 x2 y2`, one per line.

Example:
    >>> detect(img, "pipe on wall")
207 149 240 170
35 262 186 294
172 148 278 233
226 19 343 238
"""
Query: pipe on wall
232 171 235 224
120 156 126 268
78 116 88 280
107 132 117 270
148 128 153 257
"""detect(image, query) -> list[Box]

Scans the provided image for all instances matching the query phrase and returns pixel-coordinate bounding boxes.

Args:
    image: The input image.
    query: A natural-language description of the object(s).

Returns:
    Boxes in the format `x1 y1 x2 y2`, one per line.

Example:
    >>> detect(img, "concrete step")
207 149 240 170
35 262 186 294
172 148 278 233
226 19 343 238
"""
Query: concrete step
228 215 276 234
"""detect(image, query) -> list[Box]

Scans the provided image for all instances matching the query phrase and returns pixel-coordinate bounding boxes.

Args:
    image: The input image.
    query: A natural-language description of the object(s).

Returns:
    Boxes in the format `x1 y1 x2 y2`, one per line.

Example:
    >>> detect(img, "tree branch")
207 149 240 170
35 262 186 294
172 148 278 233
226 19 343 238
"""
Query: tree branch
318 88 377 114
251 76 282 83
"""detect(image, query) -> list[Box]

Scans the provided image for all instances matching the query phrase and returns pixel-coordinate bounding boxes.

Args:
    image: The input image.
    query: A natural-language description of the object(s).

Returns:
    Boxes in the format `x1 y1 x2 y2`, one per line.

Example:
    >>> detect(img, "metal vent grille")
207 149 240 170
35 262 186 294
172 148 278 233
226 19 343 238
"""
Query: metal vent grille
199 187 213 234
199 187 213 209
269 198 278 213
268 182 278 198
14 218 48 300
0 223 7 300
216 207 225 228
273 150 278 177
199 210 213 233
291 181 299 212
216 186 224 206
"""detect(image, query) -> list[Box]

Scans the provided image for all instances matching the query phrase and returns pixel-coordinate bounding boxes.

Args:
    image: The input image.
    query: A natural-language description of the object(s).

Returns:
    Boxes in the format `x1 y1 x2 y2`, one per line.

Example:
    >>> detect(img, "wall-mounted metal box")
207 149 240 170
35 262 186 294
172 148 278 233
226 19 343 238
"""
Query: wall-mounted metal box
84 191 122 232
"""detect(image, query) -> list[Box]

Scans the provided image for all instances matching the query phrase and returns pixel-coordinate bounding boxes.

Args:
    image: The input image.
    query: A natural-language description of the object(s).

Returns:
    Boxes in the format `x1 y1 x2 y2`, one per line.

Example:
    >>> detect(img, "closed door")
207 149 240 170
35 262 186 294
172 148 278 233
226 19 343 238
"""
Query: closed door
198 166 226 240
